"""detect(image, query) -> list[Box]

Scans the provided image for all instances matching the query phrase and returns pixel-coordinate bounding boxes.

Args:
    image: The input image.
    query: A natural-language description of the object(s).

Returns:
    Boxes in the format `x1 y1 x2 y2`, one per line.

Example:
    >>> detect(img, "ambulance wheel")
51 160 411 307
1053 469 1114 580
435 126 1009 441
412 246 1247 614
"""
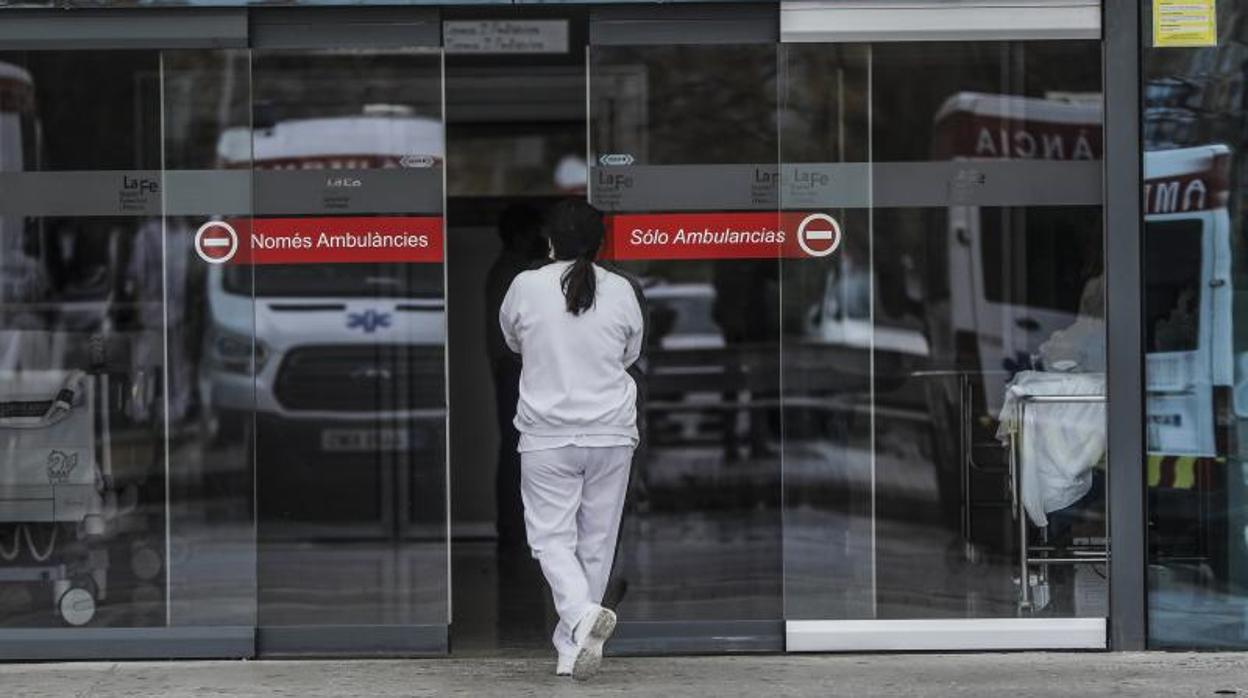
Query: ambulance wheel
57 585 96 627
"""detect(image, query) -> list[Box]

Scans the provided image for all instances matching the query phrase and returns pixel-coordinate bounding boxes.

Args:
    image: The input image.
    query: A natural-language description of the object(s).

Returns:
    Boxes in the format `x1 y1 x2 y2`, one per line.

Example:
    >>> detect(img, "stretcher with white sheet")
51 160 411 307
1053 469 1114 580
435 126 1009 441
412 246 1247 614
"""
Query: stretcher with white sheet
997 370 1107 615
916 366 1108 615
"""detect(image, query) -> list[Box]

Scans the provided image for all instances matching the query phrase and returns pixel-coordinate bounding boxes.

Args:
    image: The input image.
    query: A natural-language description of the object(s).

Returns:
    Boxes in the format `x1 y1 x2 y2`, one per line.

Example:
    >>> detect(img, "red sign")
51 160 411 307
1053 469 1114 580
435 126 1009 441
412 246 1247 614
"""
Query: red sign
603 212 841 261
195 221 239 264
227 216 444 265
796 213 842 258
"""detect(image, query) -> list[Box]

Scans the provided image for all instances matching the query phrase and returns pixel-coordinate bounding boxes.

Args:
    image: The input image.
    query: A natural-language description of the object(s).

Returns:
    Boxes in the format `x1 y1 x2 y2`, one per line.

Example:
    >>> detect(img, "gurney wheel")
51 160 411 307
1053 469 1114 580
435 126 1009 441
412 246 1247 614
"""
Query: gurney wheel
130 542 162 582
945 538 984 569
57 584 96 627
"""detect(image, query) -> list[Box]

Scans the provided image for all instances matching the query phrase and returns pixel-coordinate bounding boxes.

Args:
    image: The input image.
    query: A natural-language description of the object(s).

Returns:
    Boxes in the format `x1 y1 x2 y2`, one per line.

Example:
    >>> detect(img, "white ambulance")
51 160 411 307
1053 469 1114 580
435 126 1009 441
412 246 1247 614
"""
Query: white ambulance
203 108 447 536
932 92 1105 412
933 91 1235 460
1141 145 1233 458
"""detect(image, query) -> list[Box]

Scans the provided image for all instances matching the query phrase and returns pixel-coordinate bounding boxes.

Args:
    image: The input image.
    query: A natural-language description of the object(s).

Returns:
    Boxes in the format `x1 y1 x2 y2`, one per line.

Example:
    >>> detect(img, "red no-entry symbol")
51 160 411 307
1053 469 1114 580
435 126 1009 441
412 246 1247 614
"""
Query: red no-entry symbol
797 213 842 258
195 221 239 264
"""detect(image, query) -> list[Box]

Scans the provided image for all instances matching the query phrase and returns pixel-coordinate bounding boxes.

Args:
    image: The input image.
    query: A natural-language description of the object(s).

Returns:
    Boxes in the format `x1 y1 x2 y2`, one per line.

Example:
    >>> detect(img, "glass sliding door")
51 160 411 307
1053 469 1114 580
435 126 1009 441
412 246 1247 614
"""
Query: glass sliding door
777 43 875 622
780 18 1110 649
579 4 1108 654
0 46 256 657
586 4 1108 653
160 48 257 640
245 48 449 655
1143 0 1248 649
587 34 785 650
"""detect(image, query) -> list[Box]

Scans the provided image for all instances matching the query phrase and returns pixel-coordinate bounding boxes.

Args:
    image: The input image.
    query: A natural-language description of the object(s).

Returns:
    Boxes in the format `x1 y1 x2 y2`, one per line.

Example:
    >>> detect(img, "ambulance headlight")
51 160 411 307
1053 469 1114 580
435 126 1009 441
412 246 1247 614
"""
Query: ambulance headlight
212 330 268 374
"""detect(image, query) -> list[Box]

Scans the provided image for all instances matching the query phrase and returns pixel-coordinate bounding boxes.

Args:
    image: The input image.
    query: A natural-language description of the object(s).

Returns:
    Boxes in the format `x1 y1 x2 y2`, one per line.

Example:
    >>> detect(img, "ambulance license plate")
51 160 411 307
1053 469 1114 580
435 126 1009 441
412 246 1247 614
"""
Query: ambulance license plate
320 428 409 452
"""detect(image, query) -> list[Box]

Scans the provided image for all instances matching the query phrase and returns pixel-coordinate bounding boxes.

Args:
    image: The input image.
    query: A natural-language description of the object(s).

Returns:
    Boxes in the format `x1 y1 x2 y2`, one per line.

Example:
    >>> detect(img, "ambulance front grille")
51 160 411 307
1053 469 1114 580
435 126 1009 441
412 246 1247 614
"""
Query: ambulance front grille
274 344 446 412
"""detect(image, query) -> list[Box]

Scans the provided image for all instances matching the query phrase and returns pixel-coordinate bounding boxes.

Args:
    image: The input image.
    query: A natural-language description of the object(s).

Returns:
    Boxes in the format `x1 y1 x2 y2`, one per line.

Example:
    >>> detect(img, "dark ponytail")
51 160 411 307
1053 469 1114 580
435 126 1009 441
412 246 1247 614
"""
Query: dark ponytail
546 199 605 316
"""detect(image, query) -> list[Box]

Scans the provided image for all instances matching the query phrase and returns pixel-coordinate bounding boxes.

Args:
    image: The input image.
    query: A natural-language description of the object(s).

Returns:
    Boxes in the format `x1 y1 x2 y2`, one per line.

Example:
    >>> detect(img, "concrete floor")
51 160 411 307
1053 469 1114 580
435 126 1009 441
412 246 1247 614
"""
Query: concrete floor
4 653 1248 697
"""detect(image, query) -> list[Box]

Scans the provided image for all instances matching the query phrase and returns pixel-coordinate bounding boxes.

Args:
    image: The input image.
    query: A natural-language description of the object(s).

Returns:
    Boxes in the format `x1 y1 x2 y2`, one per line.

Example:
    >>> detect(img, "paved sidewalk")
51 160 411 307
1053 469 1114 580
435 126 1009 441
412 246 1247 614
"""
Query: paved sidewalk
3 652 1247 697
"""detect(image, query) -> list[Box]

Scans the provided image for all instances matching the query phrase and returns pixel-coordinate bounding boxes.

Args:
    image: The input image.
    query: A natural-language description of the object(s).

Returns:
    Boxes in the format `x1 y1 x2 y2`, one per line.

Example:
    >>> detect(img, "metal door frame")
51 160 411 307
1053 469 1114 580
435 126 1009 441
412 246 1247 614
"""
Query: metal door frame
0 0 1147 658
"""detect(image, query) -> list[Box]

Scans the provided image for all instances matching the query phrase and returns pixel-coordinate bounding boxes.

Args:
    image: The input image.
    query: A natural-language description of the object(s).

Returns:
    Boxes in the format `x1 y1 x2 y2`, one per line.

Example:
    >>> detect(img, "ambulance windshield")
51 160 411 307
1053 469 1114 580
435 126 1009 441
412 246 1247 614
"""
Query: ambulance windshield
1144 219 1202 353
979 206 1104 313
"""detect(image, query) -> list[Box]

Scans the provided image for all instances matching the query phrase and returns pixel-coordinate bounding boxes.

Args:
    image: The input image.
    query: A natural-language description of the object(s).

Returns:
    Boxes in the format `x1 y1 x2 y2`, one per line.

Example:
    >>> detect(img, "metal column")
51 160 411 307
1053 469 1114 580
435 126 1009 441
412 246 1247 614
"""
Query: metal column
1103 0 1147 651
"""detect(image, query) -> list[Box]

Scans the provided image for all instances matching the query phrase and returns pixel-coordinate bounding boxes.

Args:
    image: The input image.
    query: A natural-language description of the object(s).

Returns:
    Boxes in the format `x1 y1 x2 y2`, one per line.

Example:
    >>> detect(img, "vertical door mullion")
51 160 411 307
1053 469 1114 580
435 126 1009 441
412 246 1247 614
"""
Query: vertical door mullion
1103 0 1147 651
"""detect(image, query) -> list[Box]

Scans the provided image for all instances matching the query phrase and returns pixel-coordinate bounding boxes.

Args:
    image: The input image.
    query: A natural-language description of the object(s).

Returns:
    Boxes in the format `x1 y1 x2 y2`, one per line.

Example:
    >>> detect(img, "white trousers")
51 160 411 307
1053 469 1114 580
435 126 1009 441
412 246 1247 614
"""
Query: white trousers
520 445 632 657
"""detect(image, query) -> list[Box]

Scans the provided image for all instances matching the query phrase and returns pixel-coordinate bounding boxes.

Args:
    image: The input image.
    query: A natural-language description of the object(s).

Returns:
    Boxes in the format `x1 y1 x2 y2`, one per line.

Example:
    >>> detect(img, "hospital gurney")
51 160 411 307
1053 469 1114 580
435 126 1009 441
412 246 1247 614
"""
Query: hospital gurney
0 368 112 625
998 371 1107 615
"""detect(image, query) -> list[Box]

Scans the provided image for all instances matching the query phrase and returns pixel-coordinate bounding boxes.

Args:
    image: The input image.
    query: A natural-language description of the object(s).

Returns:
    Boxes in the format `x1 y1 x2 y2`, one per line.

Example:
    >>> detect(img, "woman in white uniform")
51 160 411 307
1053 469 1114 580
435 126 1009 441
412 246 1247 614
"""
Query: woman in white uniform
499 199 644 681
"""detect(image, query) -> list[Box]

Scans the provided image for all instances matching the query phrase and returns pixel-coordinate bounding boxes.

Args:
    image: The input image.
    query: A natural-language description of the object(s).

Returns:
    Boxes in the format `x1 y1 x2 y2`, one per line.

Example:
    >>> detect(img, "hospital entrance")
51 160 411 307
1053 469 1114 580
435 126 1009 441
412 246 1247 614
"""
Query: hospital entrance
0 5 1117 656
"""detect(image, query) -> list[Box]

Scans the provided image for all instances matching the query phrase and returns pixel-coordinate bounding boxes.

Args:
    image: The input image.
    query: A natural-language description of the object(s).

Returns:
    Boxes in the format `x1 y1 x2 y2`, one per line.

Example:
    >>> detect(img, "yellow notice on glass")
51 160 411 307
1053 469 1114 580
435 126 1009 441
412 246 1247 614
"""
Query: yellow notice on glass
1154 0 1218 47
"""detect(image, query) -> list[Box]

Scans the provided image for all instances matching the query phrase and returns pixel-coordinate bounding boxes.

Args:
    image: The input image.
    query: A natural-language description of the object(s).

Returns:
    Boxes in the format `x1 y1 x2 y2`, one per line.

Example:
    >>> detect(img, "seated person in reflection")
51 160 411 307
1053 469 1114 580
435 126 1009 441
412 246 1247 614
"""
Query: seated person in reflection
486 203 548 550
1035 271 1105 373
711 259 779 461
1153 286 1198 353
1002 268 1107 615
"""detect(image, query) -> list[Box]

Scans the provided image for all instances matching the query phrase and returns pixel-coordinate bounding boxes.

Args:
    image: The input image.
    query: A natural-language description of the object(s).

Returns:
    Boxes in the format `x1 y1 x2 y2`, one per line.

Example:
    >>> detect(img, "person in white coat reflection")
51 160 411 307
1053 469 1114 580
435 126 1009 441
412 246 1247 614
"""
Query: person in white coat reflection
499 199 644 681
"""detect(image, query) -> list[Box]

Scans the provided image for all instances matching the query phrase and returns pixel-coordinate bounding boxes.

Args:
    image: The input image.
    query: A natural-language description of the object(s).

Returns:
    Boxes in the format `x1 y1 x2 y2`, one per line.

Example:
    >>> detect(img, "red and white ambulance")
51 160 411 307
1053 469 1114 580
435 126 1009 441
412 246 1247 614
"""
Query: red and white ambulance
204 107 447 537
932 92 1234 545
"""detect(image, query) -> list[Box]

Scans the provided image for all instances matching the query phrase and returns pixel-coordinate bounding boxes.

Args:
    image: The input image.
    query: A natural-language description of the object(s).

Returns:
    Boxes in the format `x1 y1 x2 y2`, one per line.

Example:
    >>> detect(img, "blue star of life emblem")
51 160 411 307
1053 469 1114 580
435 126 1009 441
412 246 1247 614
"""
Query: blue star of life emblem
347 309 392 334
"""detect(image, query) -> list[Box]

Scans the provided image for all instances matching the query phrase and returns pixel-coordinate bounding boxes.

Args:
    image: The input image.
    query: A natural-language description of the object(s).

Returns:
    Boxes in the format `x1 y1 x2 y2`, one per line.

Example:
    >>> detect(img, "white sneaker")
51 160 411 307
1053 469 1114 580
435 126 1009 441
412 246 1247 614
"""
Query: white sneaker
556 653 574 677
570 605 617 681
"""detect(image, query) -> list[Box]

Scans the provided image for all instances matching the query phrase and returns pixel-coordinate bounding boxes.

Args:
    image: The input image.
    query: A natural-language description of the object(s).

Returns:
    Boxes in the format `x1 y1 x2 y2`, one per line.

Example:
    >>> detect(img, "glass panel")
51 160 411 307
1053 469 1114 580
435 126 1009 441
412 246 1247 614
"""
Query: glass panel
1143 2 1248 648
778 44 874 619
247 49 448 634
780 40 1107 621
0 49 255 631
588 44 783 623
161 49 256 629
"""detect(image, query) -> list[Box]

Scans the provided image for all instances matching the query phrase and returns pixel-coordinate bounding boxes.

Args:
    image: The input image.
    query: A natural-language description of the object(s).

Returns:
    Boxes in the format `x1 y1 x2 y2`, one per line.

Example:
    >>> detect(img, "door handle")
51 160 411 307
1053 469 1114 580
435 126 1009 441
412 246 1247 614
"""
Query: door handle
1015 317 1041 331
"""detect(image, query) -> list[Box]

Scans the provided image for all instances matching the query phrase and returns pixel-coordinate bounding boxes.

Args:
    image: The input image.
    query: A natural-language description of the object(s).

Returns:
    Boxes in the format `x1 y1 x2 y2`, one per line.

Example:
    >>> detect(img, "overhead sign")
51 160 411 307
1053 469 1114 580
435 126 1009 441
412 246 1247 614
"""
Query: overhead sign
443 20 569 54
1153 0 1217 47
195 221 239 264
226 216 444 265
602 212 843 261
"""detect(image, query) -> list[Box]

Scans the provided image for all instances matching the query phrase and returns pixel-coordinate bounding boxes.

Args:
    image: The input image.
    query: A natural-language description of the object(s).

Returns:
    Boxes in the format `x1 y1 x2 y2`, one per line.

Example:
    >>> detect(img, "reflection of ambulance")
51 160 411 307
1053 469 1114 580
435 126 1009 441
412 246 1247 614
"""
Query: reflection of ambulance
1141 145 1232 459
934 92 1238 454
216 105 443 172
932 92 1105 412
1141 145 1239 587
935 92 1240 509
205 108 447 537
